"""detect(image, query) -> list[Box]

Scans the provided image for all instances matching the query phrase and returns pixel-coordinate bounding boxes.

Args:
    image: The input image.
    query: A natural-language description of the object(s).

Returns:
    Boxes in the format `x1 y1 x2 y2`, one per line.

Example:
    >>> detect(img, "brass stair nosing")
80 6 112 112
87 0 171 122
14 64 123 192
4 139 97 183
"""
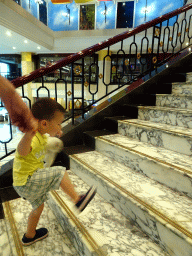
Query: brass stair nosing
137 105 192 113
119 120 192 138
71 154 192 241
97 136 192 176
50 191 106 256
3 201 24 256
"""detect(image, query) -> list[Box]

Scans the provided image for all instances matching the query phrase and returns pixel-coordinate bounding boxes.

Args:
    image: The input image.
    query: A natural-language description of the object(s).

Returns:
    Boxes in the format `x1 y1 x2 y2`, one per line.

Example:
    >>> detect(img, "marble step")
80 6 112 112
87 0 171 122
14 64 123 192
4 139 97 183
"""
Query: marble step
156 94 192 110
2 199 78 256
85 132 192 198
172 82 192 95
184 73 192 83
171 73 192 95
0 219 13 256
69 151 192 256
118 119 192 156
137 105 192 128
48 170 168 256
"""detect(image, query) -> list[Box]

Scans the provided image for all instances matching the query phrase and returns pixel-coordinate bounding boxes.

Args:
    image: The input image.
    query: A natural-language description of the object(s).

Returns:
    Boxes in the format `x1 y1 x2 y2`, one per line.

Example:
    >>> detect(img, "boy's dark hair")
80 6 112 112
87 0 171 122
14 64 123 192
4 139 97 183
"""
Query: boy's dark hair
31 97 65 121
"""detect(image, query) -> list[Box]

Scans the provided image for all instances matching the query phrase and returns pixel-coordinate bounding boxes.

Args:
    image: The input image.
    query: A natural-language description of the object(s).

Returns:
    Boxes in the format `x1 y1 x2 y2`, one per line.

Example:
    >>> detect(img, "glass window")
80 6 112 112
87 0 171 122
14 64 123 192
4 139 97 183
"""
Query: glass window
116 1 134 29
111 54 148 84
36 54 98 84
13 0 21 5
0 55 21 80
39 1 47 26
0 63 10 78
80 4 95 30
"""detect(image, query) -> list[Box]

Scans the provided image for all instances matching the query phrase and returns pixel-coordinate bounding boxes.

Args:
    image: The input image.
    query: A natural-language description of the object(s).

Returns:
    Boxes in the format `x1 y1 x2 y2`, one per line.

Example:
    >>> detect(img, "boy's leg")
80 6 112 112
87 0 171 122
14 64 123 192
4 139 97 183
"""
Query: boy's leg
60 171 97 213
60 171 80 203
25 203 44 238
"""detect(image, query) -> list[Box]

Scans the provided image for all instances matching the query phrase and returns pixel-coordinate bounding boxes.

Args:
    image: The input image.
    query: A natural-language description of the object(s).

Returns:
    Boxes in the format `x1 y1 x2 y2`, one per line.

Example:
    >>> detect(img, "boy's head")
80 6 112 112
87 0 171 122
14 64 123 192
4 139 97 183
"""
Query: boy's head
31 98 65 137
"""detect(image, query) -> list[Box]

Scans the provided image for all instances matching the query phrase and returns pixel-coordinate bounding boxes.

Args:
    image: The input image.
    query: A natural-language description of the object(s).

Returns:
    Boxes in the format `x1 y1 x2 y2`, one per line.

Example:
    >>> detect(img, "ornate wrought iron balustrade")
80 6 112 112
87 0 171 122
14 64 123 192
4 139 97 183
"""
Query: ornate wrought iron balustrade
0 3 192 162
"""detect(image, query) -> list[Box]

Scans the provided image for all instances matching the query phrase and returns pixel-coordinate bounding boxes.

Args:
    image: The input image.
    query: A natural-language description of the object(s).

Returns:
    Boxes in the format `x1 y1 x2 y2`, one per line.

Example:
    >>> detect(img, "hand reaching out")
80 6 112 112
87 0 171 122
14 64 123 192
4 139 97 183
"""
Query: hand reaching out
0 76 38 133
5 92 38 133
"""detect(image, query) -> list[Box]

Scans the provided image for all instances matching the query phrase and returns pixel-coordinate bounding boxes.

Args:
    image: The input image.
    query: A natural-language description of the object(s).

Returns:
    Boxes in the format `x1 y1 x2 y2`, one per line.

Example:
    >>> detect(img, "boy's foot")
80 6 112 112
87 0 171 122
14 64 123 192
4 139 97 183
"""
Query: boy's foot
22 228 48 246
75 186 97 213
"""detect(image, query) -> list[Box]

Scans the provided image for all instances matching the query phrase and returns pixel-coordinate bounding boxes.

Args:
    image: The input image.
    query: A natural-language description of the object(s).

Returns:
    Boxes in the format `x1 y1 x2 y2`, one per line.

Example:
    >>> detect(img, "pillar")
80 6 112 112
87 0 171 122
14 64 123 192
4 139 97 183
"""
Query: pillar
21 52 34 106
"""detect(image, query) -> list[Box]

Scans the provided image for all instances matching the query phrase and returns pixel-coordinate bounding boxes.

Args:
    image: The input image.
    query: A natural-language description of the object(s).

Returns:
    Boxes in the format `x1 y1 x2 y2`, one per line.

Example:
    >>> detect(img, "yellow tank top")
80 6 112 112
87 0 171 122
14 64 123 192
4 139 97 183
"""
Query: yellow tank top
13 131 47 186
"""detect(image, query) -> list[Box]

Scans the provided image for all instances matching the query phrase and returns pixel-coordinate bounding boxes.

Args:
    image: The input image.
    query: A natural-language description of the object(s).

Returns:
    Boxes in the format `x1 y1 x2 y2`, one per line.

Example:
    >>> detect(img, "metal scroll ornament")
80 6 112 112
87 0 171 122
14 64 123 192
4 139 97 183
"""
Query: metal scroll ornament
152 56 157 64
155 29 160 36
125 59 129 66
99 73 103 79
74 65 82 75
84 81 89 87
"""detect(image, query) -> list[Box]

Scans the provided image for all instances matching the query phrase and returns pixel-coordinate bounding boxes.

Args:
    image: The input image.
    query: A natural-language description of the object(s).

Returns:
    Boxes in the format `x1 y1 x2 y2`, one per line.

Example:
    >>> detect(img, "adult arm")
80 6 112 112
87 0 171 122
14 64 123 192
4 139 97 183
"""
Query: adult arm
0 75 38 133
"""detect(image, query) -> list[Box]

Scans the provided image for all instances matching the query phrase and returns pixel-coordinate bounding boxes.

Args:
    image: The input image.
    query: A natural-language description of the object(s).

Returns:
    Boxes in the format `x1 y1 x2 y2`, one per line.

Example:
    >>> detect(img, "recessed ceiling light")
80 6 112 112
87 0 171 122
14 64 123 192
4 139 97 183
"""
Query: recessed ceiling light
37 46 41 49
6 31 11 36
13 47 16 49
24 40 28 43
186 42 189 46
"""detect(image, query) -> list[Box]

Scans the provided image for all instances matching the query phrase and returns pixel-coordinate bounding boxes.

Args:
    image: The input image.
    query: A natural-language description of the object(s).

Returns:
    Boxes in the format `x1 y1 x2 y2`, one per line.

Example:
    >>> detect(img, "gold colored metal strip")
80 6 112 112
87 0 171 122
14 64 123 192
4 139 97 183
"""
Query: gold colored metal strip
51 191 106 256
137 105 192 112
98 136 192 176
4 202 24 256
119 120 192 138
71 154 192 240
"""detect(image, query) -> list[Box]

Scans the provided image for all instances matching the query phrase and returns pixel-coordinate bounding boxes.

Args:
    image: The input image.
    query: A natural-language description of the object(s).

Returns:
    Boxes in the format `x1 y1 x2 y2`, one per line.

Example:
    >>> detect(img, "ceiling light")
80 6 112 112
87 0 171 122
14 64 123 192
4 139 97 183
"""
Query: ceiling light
189 48 191 52
37 46 41 49
13 47 16 49
24 40 28 43
186 42 189 46
6 31 11 36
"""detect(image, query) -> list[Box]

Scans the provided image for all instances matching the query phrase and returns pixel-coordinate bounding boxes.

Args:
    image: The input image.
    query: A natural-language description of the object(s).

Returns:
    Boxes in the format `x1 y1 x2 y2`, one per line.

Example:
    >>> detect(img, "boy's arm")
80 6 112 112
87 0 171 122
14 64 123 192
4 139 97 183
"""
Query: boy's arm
17 131 36 156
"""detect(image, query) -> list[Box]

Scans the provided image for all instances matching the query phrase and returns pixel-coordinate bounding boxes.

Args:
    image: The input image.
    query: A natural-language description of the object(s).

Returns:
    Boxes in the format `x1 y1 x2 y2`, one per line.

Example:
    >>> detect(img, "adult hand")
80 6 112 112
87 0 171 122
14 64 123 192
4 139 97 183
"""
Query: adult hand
0 75 38 133
4 91 38 133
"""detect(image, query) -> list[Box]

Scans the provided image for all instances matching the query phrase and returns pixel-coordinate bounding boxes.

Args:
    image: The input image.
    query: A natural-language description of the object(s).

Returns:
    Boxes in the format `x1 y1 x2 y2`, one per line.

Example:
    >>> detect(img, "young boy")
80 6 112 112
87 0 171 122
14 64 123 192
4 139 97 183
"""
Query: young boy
13 98 97 246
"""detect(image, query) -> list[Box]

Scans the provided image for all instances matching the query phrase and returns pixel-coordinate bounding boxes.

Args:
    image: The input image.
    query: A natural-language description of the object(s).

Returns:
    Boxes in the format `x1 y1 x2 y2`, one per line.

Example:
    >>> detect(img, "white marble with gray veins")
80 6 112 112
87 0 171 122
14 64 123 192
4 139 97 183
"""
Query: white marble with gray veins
172 73 192 95
0 219 13 256
49 169 169 256
156 94 192 109
69 150 192 256
94 133 192 198
3 199 78 256
118 119 192 156
137 105 192 128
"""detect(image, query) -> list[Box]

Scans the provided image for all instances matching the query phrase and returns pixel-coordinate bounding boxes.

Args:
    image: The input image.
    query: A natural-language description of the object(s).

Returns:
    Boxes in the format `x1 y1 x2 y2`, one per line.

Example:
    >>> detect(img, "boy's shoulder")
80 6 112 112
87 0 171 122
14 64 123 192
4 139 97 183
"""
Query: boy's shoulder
31 132 48 148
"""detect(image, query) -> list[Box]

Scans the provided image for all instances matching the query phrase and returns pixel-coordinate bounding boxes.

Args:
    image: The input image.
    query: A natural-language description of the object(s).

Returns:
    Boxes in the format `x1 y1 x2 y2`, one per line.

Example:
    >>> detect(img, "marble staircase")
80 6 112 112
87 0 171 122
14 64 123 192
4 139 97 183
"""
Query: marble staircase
47 72 192 256
1 72 192 255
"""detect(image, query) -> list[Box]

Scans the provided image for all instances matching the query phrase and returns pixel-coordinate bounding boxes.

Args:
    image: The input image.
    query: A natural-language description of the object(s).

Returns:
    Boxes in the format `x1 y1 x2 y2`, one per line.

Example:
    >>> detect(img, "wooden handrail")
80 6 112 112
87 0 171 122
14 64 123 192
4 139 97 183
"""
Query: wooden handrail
11 3 192 88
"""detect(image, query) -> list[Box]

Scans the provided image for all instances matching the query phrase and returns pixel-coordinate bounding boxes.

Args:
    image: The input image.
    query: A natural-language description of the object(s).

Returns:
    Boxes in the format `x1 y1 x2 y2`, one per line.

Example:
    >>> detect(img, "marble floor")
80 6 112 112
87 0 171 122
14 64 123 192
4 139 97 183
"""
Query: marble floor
2 199 79 256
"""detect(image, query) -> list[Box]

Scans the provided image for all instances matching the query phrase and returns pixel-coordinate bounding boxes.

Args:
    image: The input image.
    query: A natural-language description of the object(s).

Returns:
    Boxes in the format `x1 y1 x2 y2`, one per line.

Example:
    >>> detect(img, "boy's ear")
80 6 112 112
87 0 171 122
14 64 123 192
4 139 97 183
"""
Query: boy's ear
41 119 48 127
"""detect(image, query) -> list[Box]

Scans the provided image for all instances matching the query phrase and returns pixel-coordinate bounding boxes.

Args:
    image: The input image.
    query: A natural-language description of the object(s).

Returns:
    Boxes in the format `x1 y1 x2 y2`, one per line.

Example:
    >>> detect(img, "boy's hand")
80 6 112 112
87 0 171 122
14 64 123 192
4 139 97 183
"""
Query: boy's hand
56 130 63 138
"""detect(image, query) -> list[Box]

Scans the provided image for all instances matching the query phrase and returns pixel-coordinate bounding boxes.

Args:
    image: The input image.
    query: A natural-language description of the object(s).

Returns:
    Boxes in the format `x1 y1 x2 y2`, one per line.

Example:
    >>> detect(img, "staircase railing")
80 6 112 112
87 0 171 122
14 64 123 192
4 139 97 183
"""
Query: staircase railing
0 3 192 162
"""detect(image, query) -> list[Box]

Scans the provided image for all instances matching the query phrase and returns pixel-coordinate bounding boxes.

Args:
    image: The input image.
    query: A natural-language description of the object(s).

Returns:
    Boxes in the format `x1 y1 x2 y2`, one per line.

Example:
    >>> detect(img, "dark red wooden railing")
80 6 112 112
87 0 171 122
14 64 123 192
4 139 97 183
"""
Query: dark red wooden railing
11 3 192 88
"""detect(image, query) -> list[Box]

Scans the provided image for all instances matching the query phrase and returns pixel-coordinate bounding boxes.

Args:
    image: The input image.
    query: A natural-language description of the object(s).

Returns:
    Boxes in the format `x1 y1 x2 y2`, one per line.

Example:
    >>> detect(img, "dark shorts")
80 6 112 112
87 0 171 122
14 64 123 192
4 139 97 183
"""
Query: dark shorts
14 166 66 209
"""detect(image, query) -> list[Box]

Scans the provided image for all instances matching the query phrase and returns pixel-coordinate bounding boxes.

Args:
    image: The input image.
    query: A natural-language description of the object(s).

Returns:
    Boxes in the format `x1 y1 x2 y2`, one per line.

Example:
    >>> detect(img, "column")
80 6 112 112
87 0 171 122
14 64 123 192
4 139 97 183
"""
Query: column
21 52 34 106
